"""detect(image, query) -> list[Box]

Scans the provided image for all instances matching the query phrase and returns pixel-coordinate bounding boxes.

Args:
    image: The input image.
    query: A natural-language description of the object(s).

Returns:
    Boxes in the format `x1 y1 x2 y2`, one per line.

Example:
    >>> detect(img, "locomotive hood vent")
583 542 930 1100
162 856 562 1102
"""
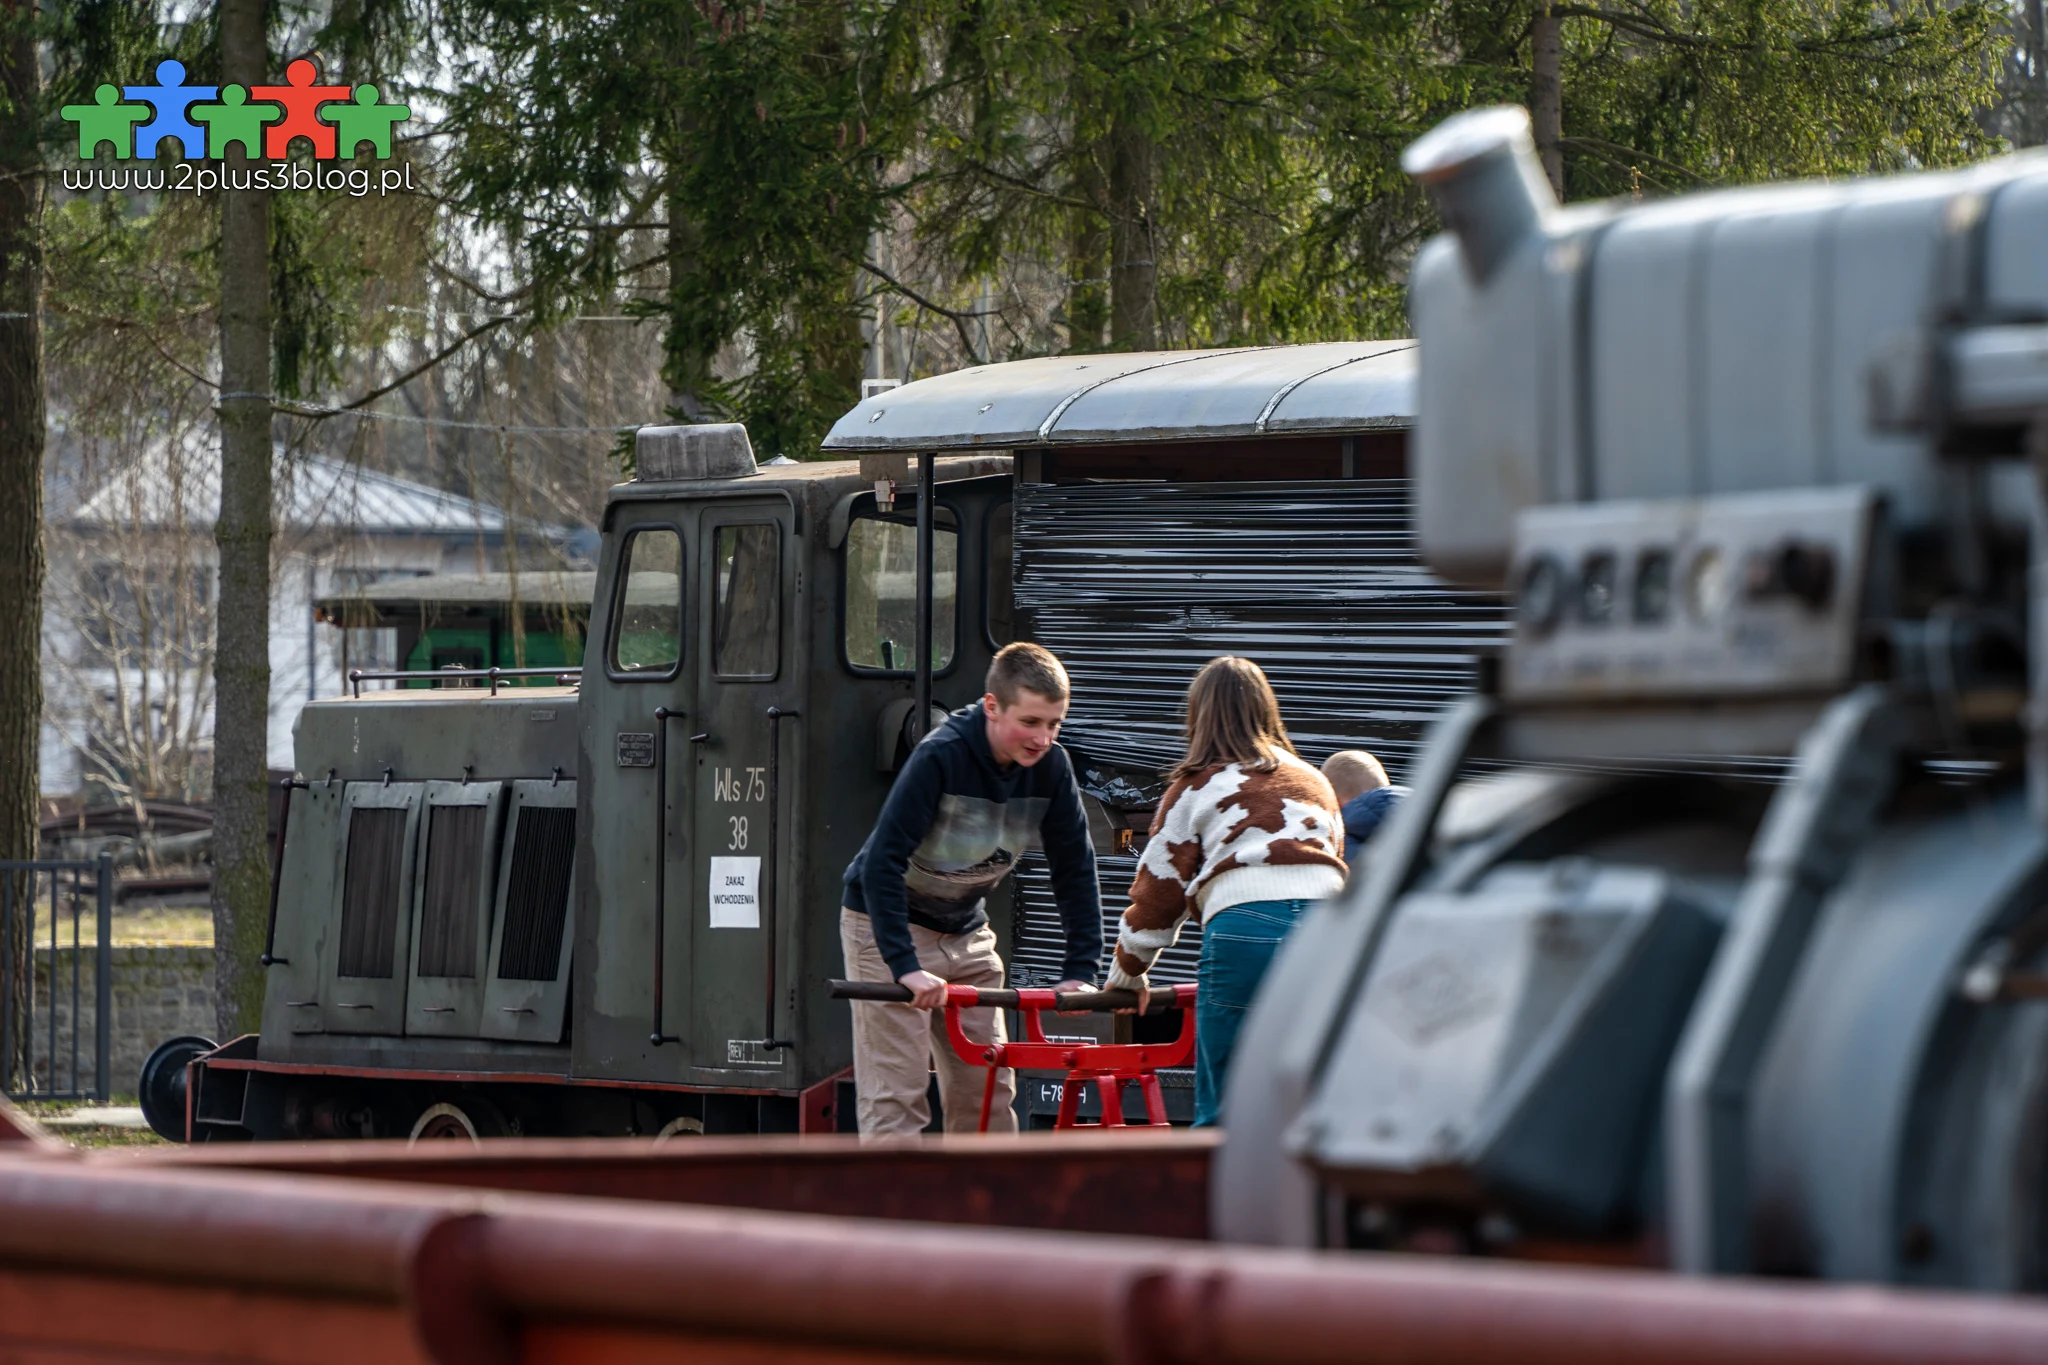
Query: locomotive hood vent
635 422 757 482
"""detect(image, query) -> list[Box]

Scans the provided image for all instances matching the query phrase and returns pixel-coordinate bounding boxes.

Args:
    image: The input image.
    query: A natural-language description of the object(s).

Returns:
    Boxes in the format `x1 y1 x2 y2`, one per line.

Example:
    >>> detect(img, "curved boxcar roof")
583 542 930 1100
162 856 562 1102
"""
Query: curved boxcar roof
821 341 1416 452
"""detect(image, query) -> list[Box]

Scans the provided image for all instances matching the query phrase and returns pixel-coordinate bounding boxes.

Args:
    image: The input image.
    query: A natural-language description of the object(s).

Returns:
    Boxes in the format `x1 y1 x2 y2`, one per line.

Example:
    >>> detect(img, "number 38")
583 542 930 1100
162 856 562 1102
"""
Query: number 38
728 816 749 850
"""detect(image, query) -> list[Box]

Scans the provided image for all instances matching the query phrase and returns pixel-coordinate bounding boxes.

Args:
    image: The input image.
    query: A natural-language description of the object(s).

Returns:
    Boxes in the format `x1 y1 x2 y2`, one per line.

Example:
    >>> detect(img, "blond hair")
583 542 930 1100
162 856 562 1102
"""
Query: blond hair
1170 656 1297 783
1322 750 1389 804
986 641 1070 706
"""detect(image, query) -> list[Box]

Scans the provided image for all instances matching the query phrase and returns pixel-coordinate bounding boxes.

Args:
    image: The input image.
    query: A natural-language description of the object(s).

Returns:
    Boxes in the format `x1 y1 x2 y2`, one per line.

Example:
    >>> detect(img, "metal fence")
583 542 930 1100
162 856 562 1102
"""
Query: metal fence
1 855 114 1102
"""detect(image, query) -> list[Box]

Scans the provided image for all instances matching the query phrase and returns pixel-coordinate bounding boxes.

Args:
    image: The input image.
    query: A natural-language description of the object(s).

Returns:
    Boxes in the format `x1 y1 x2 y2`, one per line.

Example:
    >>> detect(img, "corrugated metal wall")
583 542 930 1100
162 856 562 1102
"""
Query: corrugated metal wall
1014 479 1507 776
1011 853 1205 986
1009 478 1509 985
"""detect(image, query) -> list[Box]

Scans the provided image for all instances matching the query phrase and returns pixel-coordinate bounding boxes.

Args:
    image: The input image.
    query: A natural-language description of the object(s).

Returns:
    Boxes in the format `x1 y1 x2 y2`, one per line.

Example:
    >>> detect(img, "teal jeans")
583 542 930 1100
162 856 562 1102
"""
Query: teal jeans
1194 899 1311 1127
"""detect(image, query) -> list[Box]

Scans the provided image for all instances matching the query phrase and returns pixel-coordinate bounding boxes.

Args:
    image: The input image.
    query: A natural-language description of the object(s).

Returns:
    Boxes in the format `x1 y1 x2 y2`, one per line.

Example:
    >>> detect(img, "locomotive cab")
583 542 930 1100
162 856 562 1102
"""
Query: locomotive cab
570 431 1012 1114
187 428 1010 1140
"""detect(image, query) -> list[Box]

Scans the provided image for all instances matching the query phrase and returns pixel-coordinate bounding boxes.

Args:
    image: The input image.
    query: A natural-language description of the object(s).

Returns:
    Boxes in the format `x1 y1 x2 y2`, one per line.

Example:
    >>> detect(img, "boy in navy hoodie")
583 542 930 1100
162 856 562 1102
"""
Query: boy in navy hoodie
840 643 1102 1137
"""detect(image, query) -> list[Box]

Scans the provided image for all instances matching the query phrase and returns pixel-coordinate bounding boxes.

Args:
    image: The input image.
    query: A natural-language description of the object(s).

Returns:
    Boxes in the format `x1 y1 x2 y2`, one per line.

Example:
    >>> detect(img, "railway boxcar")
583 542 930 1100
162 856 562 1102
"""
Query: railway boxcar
819 345 1506 1123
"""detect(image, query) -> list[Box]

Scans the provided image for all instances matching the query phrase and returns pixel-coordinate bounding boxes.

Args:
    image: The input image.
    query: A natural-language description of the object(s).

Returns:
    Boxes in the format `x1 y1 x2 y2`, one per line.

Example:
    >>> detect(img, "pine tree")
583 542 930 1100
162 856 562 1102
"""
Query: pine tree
440 0 925 458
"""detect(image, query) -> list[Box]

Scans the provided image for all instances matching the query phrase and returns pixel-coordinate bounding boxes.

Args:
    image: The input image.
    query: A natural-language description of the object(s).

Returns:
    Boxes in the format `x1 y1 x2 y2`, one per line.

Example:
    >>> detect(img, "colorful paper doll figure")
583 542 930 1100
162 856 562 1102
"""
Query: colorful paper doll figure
331 85 411 159
250 57 351 159
193 85 284 160
59 85 148 159
122 59 218 160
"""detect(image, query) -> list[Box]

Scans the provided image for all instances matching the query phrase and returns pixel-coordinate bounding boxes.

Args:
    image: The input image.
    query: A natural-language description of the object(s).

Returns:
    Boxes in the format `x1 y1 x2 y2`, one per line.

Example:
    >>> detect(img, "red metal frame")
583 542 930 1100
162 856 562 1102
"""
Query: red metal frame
184 1042 854 1140
797 1066 852 1134
939 983 1197 1130
197 1055 790 1097
131 1129 1221 1240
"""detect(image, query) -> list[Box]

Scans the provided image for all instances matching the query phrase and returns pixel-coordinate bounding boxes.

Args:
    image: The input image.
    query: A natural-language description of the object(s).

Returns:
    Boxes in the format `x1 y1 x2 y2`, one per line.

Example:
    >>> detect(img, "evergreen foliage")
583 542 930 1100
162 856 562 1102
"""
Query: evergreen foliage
434 0 2006 455
1523 0 2004 194
18 0 2026 469
438 0 928 457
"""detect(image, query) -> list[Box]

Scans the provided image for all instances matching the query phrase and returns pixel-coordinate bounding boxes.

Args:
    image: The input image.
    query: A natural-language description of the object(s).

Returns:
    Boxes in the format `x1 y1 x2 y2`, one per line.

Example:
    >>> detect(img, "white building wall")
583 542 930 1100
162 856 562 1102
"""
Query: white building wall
38 708 80 798
37 590 79 796
266 552 309 771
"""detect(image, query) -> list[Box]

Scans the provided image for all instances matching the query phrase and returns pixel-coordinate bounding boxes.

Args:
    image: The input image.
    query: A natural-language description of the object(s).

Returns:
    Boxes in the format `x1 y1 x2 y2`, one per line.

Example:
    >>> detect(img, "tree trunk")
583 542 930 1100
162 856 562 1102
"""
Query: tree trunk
663 179 714 420
0 0 45 1091
1067 146 1109 353
212 0 274 1040
659 18 710 424
820 268 868 410
1107 113 1155 349
1531 1 1565 196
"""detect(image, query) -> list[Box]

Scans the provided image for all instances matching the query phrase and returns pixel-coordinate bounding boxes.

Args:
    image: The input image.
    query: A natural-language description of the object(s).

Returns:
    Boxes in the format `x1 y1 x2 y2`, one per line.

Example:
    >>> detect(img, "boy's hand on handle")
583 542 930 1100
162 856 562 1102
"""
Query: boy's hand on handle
1111 976 1153 1015
898 969 949 1010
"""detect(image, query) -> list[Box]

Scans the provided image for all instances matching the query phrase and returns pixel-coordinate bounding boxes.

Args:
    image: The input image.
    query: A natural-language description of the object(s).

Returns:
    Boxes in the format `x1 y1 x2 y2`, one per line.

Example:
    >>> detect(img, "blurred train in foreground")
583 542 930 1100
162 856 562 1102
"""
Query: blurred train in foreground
1218 109 2048 1290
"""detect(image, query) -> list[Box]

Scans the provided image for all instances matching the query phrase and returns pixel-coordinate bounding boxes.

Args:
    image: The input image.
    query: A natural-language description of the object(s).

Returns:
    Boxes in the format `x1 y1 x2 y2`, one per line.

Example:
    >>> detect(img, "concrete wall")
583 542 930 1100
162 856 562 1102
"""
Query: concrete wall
24 946 215 1099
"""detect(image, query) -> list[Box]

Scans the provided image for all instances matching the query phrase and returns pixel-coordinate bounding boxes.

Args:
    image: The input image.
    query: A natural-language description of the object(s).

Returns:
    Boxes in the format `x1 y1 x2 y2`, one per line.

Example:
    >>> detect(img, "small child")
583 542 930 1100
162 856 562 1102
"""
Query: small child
1322 750 1406 864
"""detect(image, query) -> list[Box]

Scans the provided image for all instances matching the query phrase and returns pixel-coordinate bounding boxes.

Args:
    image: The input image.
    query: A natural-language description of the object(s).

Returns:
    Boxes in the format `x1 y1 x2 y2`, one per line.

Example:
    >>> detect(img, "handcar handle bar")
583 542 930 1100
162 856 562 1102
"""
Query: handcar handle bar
828 979 1192 1015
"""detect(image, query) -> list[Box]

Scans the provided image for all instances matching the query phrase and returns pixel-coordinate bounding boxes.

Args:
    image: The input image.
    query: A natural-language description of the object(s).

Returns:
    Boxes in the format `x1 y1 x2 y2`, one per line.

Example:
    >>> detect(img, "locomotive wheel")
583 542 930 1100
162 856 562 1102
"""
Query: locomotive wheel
654 1115 705 1142
408 1098 507 1145
137 1035 217 1143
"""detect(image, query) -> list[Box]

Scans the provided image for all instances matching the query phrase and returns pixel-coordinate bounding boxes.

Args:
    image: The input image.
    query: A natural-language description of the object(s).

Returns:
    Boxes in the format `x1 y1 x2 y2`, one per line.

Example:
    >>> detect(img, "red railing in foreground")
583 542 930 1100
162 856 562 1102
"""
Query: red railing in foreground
2 1143 2047 1365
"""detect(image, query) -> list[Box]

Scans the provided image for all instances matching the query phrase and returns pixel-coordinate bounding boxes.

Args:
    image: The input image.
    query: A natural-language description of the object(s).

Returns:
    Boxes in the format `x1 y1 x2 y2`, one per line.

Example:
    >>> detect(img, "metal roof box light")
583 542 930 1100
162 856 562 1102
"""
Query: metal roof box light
635 423 758 482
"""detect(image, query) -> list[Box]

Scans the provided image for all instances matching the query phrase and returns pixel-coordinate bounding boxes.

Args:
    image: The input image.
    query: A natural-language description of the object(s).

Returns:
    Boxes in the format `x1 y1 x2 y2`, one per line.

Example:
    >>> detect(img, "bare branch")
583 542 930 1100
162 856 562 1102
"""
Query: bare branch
862 259 994 358
287 314 513 420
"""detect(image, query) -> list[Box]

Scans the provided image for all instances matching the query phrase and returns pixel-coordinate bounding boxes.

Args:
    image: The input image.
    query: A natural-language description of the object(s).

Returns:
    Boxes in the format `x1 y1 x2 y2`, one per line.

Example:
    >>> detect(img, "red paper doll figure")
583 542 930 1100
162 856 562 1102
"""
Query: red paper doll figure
250 57 351 159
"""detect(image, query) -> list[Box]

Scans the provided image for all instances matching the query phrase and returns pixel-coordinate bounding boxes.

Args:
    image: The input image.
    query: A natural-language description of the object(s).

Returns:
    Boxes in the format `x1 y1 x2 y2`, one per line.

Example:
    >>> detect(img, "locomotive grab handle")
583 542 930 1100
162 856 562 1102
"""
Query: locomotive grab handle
827 979 1188 1015
650 707 683 1047
260 775 305 967
764 707 800 1043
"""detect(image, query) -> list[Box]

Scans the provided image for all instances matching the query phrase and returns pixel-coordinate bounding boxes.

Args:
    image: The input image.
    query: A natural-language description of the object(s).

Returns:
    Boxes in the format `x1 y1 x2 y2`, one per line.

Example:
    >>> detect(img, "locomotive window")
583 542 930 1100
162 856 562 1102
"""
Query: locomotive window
712 523 781 679
986 501 1015 648
609 526 684 677
844 508 958 674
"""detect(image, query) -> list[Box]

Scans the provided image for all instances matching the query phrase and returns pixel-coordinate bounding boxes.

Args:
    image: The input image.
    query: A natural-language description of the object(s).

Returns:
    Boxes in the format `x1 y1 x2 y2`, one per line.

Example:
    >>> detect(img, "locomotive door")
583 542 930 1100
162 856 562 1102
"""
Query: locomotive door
586 503 696 1067
686 498 798 1078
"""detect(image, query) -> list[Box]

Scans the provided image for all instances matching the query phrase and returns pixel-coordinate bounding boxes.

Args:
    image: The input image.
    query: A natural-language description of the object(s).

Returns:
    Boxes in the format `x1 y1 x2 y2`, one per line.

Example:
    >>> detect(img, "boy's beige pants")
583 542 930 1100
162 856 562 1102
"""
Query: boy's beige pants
839 907 1018 1138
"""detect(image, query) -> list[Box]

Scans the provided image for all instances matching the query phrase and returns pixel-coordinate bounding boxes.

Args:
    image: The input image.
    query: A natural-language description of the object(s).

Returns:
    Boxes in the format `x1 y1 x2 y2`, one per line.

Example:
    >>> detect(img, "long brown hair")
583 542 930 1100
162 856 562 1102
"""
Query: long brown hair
1170 656 1298 782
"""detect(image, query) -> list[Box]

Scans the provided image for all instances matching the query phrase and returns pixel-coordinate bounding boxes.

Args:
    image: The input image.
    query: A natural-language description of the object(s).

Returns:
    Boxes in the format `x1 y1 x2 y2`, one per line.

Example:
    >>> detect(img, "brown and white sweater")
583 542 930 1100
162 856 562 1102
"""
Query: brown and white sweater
1105 752 1346 991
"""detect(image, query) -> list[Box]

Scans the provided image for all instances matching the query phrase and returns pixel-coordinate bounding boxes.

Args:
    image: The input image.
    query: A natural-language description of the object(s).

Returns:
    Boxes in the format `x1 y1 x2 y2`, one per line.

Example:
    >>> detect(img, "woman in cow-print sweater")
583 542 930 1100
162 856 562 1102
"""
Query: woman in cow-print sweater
1107 655 1346 1126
